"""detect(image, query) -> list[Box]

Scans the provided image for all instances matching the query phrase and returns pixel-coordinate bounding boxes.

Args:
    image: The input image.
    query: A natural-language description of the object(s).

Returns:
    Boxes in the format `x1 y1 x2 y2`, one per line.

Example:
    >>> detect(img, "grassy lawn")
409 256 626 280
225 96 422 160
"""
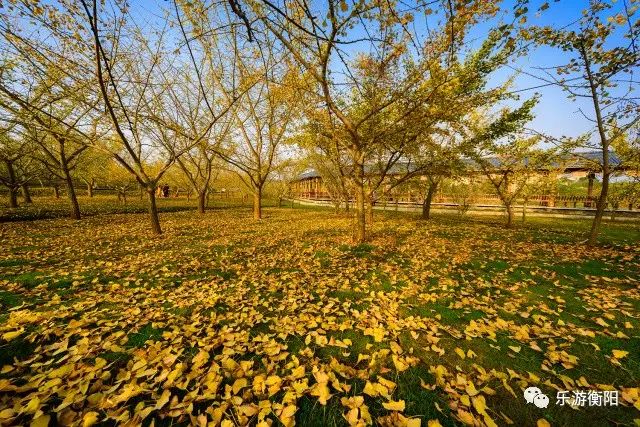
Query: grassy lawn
0 194 275 222
0 205 639 426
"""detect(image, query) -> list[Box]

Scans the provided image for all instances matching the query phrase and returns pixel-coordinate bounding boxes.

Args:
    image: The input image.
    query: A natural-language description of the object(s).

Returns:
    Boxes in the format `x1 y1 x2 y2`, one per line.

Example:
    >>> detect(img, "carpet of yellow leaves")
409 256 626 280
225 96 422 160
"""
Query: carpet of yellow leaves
0 208 638 426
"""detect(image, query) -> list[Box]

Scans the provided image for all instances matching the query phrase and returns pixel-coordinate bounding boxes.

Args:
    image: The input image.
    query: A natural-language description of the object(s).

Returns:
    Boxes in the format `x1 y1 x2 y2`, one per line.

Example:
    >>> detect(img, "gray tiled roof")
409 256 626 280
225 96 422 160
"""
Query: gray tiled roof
294 151 622 181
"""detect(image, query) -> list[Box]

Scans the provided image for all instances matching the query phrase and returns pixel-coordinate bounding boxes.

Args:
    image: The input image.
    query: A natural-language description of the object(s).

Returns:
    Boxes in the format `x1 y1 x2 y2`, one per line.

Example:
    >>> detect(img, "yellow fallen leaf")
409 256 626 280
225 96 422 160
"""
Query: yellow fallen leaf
378 376 396 391
465 382 479 397
392 354 410 372
484 413 498 427
344 407 358 425
457 409 475 425
612 350 629 359
310 382 331 405
31 415 50 427
455 347 466 359
362 381 377 397
24 396 40 414
472 395 487 415
2 329 24 341
460 395 471 406
382 400 405 412
232 378 249 394
82 411 99 427
0 408 15 420
239 404 259 417
537 419 551 427
155 389 170 410
390 341 403 354
427 420 442 427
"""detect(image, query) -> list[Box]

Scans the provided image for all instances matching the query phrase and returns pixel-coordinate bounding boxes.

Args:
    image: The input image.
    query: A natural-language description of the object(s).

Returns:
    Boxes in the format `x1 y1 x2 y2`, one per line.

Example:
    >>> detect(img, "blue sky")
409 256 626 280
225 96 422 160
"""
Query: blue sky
483 0 634 140
123 0 635 142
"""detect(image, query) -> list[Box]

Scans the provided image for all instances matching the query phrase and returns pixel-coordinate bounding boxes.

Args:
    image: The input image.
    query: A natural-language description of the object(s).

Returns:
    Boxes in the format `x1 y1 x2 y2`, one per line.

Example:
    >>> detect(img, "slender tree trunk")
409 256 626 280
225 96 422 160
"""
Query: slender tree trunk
521 199 527 223
366 194 374 224
589 172 609 244
21 183 32 204
198 189 207 214
610 203 617 221
62 165 81 220
8 188 18 208
147 187 162 235
4 160 19 208
354 159 366 242
86 180 94 197
506 204 514 228
53 185 60 198
422 180 438 220
118 189 128 205
581 43 610 246
253 186 262 219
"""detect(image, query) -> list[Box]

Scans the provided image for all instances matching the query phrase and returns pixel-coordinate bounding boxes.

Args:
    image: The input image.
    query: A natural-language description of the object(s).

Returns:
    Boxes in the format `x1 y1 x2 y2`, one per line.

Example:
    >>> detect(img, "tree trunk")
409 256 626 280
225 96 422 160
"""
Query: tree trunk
521 200 527 223
21 183 32 204
147 187 162 235
589 172 609 244
8 188 18 208
198 190 207 214
353 159 366 242
581 42 609 246
62 166 81 220
422 180 438 220
253 187 262 219
86 180 94 197
506 204 514 228
53 185 60 198
366 196 374 224
4 160 19 208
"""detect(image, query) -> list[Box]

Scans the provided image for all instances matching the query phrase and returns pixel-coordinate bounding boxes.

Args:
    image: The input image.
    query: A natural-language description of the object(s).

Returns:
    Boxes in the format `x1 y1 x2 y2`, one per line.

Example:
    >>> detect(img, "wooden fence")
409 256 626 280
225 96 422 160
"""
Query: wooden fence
293 191 640 211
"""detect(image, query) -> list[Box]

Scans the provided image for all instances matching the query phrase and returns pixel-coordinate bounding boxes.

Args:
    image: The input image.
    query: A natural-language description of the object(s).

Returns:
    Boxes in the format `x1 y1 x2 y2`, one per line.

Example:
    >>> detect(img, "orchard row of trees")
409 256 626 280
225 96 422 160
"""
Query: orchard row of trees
0 0 639 245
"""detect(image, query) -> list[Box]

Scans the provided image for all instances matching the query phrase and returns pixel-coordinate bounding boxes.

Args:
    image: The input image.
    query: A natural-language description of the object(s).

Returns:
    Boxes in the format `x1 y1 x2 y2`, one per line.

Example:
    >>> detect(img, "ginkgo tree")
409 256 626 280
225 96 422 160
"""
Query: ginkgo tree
0 0 247 233
0 67 98 219
523 0 640 244
0 123 35 208
215 50 301 220
464 99 552 228
227 0 534 241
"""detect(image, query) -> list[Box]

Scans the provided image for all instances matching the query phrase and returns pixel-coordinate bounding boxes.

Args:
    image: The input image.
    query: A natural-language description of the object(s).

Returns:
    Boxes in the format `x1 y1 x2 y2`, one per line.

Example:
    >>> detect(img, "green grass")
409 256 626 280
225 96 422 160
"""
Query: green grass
0 336 37 366
0 290 23 309
125 323 165 348
0 202 638 426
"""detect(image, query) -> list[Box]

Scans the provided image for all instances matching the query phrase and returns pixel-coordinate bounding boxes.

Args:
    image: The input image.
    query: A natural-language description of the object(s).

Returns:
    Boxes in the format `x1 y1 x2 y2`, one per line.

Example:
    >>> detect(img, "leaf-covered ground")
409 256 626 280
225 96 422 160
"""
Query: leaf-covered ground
0 207 639 426
0 195 251 222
